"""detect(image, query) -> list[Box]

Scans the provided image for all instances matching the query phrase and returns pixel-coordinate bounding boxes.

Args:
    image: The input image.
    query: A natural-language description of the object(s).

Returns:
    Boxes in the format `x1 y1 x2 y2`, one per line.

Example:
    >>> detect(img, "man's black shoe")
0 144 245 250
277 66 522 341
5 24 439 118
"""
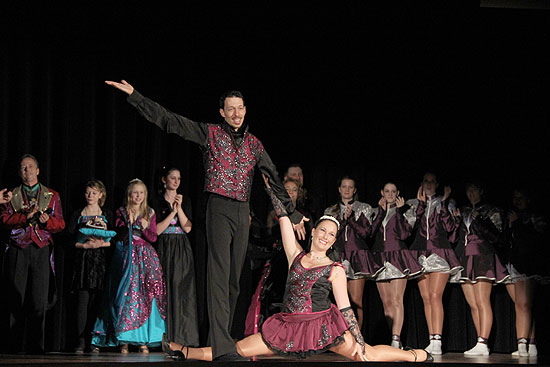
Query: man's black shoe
213 352 250 361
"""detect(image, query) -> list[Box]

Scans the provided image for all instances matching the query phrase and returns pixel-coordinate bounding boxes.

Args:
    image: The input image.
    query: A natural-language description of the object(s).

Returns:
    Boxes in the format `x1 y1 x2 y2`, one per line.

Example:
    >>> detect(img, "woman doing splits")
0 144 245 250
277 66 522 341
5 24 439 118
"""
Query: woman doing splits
161 176 432 362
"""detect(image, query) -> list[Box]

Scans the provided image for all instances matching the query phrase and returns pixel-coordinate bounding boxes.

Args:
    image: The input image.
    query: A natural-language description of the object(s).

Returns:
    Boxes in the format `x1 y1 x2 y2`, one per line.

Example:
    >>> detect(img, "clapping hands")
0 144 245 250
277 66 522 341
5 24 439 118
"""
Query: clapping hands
0 188 12 204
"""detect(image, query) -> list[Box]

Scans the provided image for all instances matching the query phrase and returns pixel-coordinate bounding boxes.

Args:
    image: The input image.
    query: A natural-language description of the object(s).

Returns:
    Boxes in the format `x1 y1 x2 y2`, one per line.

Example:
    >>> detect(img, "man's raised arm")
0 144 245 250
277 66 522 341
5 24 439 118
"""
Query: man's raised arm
105 80 208 146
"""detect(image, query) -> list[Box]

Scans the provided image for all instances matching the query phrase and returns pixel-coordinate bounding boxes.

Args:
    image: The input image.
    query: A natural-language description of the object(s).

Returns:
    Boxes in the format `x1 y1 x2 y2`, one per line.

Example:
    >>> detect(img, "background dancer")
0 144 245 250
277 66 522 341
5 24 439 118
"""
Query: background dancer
371 182 423 349
453 179 509 356
503 187 548 357
324 175 382 332
409 172 462 355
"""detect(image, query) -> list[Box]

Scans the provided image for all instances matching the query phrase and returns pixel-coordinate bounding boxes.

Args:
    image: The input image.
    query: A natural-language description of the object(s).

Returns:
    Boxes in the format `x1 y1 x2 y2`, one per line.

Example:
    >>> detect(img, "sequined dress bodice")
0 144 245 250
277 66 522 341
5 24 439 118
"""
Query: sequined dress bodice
282 252 336 313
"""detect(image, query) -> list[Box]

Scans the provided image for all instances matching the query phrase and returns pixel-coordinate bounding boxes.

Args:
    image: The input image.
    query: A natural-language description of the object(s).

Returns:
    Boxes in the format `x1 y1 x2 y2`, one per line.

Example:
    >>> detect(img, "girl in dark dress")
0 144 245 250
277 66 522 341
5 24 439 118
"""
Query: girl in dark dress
161 175 432 362
69 179 113 353
151 167 199 347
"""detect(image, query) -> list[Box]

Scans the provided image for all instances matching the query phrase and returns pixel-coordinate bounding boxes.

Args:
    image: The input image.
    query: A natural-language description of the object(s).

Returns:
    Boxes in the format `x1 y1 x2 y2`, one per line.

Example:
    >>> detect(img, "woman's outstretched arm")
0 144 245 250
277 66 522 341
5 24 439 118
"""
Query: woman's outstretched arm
263 173 304 265
278 216 303 265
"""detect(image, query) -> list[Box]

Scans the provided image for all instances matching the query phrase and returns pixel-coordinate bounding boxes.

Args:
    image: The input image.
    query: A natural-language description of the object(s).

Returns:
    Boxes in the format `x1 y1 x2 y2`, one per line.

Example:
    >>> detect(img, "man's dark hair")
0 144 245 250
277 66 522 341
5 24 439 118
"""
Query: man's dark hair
219 90 245 109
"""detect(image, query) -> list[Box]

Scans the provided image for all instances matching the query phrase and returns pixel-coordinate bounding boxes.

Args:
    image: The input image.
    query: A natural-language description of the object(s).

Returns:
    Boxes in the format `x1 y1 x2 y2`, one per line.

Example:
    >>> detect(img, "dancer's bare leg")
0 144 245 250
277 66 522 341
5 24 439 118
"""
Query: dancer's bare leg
508 279 535 339
377 281 394 331
461 282 481 335
427 272 449 335
169 333 274 361
418 275 433 333
330 331 430 362
389 278 407 337
236 333 275 358
348 278 366 330
473 280 493 339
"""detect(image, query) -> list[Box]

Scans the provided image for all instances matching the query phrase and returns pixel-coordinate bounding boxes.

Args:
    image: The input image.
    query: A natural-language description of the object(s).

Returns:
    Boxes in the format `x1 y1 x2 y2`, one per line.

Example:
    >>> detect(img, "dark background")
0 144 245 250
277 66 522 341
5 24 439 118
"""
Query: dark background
1 0 549 354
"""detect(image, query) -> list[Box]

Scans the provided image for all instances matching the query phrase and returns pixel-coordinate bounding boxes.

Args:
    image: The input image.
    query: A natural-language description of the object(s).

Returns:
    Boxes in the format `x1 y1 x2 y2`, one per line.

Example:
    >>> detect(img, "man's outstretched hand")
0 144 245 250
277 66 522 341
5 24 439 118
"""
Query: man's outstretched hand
105 80 134 95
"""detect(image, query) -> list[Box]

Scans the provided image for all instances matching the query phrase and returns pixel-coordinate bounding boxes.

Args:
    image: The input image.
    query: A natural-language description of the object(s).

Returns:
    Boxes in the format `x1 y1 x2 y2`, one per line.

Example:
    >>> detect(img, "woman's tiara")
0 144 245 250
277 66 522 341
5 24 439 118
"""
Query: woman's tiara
317 215 340 230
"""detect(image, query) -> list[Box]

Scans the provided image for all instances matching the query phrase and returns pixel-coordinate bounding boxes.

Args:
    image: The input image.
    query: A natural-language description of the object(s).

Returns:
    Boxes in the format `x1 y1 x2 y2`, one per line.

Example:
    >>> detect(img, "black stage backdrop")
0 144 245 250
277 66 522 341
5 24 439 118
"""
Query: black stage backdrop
1 1 549 354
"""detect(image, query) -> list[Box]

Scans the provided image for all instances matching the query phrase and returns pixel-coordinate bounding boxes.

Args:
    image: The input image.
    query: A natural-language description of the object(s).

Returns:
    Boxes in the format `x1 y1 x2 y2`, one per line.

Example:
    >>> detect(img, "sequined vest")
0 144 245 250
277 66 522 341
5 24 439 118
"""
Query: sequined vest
203 124 264 202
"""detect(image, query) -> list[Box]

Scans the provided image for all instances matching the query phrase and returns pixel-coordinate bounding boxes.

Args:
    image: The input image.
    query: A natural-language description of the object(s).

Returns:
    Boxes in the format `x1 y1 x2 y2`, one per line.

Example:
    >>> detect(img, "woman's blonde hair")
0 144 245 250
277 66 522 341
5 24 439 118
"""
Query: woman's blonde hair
85 179 107 207
124 178 151 221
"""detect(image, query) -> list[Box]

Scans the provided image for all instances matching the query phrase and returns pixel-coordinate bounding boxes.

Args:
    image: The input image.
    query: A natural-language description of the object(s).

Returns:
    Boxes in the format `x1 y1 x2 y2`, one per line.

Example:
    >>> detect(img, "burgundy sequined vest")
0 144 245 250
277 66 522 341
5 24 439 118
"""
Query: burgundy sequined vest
203 124 264 202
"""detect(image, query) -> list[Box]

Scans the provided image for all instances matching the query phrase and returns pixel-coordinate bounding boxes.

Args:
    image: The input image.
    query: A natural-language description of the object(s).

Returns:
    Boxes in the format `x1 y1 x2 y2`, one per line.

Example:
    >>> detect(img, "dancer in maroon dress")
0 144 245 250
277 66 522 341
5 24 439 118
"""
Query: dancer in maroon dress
409 172 462 355
453 179 509 356
324 176 382 332
371 182 423 348
160 176 432 362
503 187 548 357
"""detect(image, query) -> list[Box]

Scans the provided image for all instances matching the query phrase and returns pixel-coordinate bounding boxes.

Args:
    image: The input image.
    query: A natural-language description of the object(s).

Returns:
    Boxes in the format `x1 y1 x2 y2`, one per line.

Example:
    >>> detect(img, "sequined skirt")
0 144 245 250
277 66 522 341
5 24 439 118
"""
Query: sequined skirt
261 304 348 358
373 250 424 281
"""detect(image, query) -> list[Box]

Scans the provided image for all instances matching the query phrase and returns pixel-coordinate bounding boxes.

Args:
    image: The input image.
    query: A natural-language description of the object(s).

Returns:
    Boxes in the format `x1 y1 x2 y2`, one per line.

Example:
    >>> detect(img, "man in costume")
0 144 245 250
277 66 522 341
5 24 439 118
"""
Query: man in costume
0 154 65 353
105 80 306 361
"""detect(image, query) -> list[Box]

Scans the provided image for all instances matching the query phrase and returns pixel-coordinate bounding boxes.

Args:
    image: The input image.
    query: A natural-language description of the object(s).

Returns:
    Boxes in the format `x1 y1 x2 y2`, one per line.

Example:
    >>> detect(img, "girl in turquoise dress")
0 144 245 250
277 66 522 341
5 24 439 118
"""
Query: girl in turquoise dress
92 179 167 353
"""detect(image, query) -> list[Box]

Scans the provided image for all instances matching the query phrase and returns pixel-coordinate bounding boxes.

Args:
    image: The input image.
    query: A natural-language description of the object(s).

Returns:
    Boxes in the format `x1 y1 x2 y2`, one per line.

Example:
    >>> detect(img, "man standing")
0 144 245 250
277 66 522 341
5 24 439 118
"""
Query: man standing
105 80 305 361
0 154 65 353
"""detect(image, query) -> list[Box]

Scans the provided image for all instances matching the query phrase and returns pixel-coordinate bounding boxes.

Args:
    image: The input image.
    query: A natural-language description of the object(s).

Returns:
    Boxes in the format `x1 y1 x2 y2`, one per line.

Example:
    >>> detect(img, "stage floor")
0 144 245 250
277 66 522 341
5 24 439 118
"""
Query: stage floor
0 352 546 366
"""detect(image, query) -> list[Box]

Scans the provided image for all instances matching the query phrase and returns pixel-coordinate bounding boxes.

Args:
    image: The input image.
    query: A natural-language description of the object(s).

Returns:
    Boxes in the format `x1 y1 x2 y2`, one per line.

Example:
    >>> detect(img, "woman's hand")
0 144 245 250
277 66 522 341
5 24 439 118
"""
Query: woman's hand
105 80 134 95
508 210 518 226
262 173 271 189
351 342 367 361
174 194 183 212
442 186 451 201
396 196 405 208
378 197 387 210
86 238 103 249
417 186 426 203
140 217 149 229
343 203 353 220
